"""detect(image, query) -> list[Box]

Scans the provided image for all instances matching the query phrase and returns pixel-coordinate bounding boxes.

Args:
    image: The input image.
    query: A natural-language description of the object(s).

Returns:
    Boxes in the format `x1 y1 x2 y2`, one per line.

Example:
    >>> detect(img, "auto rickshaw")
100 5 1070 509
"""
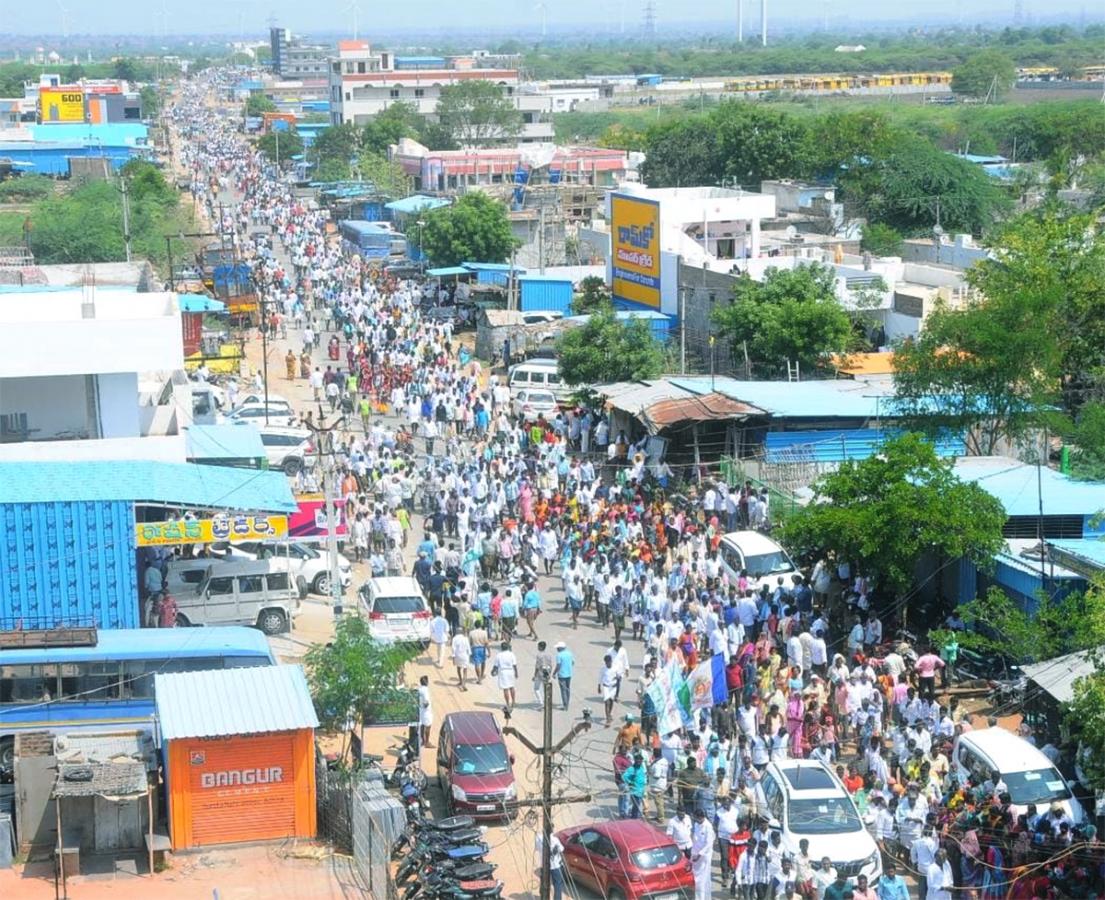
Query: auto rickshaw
328 336 340 360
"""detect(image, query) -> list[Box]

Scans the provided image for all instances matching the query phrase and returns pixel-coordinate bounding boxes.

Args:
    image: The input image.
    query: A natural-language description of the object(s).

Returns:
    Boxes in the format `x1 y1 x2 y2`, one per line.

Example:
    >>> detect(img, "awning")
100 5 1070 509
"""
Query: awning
1019 646 1104 704
385 194 450 215
178 294 226 313
426 266 471 277
641 393 761 433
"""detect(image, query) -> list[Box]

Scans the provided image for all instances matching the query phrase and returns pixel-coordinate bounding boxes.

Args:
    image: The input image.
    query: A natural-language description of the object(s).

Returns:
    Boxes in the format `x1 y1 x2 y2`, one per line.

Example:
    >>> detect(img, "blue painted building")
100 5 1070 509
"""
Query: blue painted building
0 460 296 631
519 275 574 314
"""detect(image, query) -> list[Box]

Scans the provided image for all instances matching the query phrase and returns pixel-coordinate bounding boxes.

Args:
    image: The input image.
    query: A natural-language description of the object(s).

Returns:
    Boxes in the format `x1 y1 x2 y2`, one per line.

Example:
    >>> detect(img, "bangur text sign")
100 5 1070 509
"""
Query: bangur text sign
611 193 662 310
135 515 289 546
40 88 85 123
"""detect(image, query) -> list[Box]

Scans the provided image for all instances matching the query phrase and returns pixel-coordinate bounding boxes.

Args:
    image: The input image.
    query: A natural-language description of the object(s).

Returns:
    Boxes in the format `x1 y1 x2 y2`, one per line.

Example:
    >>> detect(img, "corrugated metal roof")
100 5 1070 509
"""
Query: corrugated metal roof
601 380 693 417
1047 538 1105 575
0 460 296 512
185 424 266 462
642 393 760 433
426 266 471 277
670 376 896 419
385 194 450 215
0 626 273 665
178 294 226 313
155 664 319 740
952 457 1105 518
1020 646 1104 704
765 428 965 463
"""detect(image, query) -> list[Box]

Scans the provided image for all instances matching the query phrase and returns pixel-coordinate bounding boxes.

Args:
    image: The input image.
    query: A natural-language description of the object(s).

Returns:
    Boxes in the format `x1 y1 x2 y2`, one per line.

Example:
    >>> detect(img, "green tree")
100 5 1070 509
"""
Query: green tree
139 85 160 119
362 102 419 156
304 616 420 752
1065 667 1105 791
314 157 351 182
357 151 412 199
257 128 304 165
309 123 361 173
933 582 1105 664
570 276 611 315
0 174 54 203
712 103 812 189
245 92 276 117
557 306 665 386
805 110 905 179
951 50 1016 100
435 81 522 146
111 58 140 83
712 263 853 377
840 141 1011 235
860 222 904 257
639 119 722 188
416 119 460 152
779 433 1007 601
413 192 514 267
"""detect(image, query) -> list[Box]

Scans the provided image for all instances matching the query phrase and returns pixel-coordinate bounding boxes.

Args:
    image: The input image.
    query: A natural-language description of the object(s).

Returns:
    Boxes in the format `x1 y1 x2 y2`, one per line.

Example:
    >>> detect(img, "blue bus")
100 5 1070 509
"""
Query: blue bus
0 627 276 774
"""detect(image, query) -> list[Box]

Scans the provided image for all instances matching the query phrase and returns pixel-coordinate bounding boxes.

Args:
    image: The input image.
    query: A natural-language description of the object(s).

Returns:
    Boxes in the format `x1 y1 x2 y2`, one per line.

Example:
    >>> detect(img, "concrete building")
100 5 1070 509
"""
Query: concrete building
269 27 331 80
0 289 193 463
328 40 554 142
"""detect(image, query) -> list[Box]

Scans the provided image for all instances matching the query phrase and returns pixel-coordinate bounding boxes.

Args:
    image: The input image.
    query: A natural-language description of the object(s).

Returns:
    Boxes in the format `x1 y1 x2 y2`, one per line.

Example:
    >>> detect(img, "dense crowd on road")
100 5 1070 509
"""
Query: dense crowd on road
171 71 1103 900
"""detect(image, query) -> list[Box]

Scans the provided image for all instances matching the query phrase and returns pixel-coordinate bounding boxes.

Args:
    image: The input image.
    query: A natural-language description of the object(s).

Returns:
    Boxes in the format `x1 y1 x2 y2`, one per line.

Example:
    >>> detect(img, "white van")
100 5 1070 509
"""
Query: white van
175 561 302 635
359 576 432 645
508 359 569 404
717 530 801 594
952 727 1085 825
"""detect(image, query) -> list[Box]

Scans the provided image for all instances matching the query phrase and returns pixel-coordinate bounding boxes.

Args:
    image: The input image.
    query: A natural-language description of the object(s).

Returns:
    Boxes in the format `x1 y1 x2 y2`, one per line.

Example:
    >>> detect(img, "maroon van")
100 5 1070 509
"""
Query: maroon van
436 711 517 820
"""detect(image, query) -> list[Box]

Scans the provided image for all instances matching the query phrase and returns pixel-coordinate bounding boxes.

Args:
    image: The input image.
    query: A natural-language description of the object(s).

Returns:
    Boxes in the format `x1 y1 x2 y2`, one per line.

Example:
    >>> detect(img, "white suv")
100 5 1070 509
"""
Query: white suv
754 759 882 885
213 540 352 596
256 425 316 475
222 401 298 428
718 530 801 594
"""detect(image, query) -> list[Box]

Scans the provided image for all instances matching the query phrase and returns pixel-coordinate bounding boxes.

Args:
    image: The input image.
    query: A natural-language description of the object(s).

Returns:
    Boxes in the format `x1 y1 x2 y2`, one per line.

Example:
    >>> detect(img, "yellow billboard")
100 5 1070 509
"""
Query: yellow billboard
40 88 85 123
611 193 662 310
135 515 289 547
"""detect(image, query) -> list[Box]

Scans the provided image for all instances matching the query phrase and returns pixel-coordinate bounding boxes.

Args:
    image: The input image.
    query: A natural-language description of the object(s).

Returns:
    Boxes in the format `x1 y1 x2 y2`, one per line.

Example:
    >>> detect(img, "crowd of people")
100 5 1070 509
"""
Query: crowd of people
172 71 1102 900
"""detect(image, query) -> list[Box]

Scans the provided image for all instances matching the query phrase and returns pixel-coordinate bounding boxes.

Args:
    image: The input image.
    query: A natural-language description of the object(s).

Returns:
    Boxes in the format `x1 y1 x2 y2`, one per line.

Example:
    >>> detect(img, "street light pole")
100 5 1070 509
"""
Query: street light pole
416 219 426 274
502 677 592 900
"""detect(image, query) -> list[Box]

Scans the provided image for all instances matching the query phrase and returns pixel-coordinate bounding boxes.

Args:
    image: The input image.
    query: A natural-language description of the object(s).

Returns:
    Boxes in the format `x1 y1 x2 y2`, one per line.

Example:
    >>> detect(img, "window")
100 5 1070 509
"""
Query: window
0 664 59 703
237 574 265 594
61 661 121 702
786 797 863 834
761 775 784 820
207 576 234 595
1003 768 1071 805
547 373 562 386
742 551 793 579
454 742 511 776
266 572 291 592
390 89 400 99
372 596 426 615
414 88 424 98
632 844 682 869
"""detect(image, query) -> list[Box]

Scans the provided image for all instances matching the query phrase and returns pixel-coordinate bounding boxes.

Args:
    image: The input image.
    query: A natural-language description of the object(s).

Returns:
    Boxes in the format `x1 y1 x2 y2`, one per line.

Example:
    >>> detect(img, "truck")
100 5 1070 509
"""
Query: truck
199 243 258 322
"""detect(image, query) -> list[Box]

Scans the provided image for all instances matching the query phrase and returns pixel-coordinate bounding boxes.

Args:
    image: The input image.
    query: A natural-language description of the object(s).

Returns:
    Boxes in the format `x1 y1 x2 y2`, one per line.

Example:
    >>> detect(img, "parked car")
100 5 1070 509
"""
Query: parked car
717 530 801 594
507 359 570 403
255 425 316 475
213 540 351 596
174 560 302 635
437 711 517 820
522 311 563 326
221 401 297 428
952 727 1084 825
511 388 559 423
359 576 432 644
234 391 290 409
753 759 882 884
558 820 694 900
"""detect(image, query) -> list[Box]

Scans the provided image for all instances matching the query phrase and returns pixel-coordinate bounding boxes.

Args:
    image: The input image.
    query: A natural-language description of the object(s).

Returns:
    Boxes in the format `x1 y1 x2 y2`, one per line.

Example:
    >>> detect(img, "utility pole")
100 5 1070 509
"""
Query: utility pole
120 175 133 263
502 677 592 900
538 206 545 274
679 287 687 374
305 412 347 614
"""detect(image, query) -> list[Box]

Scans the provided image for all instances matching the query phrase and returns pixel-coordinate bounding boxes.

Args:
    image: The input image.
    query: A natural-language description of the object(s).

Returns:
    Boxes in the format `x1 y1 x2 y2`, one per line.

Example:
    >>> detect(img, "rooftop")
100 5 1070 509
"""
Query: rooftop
1020 648 1104 705
669 376 896 420
0 460 296 512
185 424 266 463
951 457 1105 519
155 664 319 740
1047 538 1105 576
0 626 273 665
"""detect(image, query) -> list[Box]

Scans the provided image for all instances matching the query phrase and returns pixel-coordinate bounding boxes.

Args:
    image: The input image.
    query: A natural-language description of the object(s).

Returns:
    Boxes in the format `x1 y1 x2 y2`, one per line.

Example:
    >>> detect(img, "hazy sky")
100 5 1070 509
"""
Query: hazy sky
1 0 1094 37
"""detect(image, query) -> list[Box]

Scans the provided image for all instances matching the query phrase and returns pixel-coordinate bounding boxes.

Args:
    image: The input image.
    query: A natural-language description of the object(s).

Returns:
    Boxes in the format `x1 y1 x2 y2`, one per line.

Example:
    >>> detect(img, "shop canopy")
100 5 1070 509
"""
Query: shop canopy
385 194 451 215
177 294 227 313
0 460 297 513
426 266 471 277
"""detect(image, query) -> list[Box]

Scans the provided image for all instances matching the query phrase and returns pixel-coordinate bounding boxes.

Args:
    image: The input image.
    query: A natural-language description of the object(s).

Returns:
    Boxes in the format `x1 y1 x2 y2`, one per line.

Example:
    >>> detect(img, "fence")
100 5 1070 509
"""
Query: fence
352 780 405 900
316 758 357 852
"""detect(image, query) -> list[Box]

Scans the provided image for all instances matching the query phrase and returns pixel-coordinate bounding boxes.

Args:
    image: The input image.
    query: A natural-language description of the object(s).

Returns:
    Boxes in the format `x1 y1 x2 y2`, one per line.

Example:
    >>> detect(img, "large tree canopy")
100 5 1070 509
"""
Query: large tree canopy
414 192 515 267
779 433 1007 600
435 81 522 146
951 50 1017 100
557 305 665 387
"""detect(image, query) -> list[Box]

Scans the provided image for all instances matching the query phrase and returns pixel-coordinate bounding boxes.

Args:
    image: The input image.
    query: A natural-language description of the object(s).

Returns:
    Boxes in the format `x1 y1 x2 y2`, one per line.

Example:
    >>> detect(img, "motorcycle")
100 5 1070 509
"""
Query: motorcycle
395 844 489 885
404 875 503 900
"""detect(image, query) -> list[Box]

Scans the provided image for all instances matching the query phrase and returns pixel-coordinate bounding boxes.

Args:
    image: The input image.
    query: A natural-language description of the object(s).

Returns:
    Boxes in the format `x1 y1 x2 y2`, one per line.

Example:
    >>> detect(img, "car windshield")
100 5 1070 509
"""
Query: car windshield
529 393 556 404
373 596 424 615
1004 768 1071 804
744 550 793 578
455 742 511 775
632 844 683 870
787 797 863 834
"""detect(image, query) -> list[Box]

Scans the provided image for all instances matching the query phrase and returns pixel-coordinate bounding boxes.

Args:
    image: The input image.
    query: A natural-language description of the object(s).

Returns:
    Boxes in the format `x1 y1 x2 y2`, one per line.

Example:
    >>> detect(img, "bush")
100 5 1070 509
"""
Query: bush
0 175 54 202
861 222 904 257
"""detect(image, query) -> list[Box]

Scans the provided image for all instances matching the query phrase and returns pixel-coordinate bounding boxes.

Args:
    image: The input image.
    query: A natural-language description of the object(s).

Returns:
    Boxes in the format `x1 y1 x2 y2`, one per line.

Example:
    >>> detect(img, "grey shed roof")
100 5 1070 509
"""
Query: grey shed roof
54 761 149 799
155 664 319 741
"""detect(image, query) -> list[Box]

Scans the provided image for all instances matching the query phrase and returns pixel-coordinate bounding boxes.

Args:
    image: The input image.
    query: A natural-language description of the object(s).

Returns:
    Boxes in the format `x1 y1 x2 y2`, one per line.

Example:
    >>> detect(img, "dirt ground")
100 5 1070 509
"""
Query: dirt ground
0 842 367 899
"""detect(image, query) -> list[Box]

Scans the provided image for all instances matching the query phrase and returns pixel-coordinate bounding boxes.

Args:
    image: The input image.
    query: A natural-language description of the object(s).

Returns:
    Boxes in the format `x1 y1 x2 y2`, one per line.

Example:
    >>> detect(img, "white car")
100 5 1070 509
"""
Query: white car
511 388 559 423
717 530 801 594
256 425 316 475
234 391 290 409
213 540 352 596
522 311 563 326
222 401 298 428
359 577 432 644
755 759 882 884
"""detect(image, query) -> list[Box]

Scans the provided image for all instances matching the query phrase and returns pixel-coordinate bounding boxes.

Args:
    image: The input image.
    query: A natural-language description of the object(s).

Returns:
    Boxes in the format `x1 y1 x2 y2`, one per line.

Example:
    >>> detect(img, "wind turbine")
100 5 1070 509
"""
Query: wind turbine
535 1 548 38
56 0 72 40
343 0 362 40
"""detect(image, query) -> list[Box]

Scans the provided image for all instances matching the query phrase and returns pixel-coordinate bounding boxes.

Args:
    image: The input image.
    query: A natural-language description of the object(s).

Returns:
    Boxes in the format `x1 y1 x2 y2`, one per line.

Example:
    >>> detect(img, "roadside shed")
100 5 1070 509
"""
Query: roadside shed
1020 646 1104 736
155 665 318 851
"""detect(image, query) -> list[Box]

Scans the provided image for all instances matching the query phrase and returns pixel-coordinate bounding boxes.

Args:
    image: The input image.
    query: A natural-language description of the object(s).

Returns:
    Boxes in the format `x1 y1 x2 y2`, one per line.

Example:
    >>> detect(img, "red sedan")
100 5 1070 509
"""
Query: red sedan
557 820 694 900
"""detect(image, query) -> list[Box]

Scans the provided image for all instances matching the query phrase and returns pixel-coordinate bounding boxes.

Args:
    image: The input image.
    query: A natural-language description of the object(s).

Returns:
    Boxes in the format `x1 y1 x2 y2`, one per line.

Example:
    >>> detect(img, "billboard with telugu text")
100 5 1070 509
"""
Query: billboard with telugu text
40 88 85 123
610 193 661 310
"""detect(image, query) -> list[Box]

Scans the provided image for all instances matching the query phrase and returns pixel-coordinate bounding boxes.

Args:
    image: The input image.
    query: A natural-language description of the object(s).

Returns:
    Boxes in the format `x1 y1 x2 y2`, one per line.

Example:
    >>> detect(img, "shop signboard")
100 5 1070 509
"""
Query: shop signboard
289 494 347 541
135 514 288 547
39 88 85 123
610 193 662 310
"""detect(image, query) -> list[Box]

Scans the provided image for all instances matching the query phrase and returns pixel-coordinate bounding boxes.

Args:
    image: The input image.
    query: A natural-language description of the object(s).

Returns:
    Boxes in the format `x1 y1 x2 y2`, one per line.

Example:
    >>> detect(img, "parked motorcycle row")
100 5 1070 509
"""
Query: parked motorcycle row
392 812 503 900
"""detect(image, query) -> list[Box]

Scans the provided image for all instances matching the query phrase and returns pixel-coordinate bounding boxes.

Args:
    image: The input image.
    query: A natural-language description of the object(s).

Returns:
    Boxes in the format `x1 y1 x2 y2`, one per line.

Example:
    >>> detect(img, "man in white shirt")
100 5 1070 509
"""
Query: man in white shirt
925 848 954 900
666 809 693 856
429 613 450 667
690 809 715 900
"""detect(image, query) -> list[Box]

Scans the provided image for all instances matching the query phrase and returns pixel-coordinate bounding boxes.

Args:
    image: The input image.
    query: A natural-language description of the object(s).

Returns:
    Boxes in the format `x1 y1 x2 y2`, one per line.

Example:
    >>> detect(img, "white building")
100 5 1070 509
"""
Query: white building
0 289 192 463
327 40 553 142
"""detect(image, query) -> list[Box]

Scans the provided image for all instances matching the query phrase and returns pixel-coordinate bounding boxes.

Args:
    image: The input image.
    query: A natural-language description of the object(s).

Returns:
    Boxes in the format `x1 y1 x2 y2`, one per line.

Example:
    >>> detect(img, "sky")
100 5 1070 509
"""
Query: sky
0 0 1096 37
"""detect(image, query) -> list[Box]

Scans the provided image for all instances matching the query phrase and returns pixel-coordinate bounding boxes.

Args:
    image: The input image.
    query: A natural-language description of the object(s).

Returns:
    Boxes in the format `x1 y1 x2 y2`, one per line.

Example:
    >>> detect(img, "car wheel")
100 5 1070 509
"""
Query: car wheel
283 457 302 475
312 572 330 595
0 737 14 775
258 609 288 635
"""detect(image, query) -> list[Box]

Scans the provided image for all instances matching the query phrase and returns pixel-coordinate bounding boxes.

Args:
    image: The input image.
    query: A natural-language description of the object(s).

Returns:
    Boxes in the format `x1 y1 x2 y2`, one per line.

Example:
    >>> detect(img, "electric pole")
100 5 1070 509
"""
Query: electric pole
502 676 592 900
305 411 347 615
